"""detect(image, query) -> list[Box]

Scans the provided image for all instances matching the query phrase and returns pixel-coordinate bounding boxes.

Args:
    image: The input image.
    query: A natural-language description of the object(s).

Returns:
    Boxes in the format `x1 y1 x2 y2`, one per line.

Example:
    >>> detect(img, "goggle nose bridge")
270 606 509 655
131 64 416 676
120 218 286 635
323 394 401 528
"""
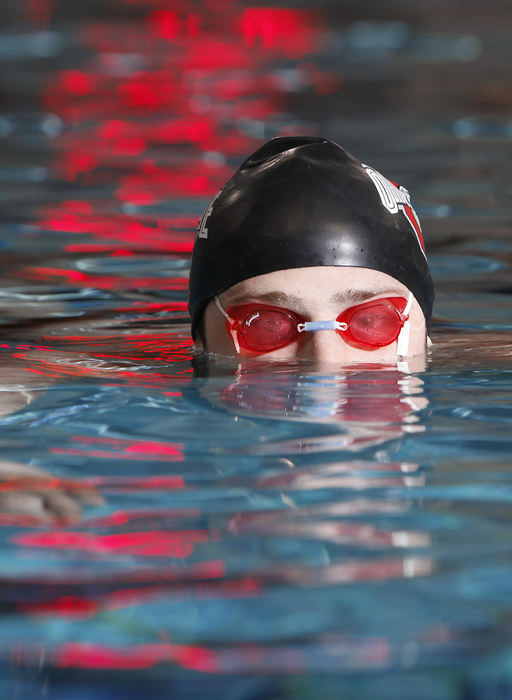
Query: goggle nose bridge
298 320 347 332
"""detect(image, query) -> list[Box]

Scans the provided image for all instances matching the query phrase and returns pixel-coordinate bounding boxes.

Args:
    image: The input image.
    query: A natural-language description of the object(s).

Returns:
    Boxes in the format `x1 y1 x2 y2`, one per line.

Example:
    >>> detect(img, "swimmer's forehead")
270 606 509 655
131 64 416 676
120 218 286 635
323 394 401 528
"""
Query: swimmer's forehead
221 267 410 309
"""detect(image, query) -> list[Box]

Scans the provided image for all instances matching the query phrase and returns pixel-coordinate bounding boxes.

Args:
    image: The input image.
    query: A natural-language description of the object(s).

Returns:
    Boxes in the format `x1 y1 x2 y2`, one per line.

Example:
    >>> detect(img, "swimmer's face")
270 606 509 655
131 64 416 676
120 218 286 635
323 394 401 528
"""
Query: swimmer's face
198 266 427 364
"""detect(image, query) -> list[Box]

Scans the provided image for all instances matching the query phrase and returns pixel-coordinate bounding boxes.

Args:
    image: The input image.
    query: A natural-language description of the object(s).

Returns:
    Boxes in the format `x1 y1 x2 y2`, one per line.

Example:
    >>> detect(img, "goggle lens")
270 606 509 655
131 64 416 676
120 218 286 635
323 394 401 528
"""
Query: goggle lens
230 305 299 352
342 299 406 349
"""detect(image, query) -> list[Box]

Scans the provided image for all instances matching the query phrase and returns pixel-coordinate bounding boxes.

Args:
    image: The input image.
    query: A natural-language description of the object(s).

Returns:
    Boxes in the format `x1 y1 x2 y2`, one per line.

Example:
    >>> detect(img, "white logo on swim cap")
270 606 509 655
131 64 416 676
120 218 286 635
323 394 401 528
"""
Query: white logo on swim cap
362 164 426 258
197 188 223 240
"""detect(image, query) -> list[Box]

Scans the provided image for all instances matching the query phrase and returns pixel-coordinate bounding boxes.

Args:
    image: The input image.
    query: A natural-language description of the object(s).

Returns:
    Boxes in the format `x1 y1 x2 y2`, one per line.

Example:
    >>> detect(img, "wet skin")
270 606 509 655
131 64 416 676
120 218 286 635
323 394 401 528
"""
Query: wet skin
199 266 428 364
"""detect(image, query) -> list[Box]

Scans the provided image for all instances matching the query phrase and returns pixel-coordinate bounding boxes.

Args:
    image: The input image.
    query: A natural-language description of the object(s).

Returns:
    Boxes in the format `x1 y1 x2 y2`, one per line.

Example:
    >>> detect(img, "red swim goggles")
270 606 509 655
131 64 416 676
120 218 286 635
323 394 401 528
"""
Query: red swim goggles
215 294 413 354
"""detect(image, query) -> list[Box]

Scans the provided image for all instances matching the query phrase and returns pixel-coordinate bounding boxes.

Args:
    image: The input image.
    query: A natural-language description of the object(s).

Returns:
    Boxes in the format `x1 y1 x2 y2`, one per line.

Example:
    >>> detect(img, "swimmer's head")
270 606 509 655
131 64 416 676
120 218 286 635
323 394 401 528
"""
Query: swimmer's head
188 136 434 362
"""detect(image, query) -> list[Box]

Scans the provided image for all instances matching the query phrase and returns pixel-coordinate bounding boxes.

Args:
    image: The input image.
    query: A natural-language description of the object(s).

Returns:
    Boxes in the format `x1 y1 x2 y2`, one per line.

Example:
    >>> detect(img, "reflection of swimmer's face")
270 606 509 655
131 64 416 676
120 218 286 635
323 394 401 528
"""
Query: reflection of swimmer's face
200 266 427 364
198 362 429 456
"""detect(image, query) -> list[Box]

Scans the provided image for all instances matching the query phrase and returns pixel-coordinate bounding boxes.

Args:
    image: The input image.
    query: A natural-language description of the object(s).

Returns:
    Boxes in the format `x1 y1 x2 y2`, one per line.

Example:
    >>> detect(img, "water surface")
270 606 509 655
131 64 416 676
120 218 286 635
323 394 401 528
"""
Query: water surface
0 1 511 698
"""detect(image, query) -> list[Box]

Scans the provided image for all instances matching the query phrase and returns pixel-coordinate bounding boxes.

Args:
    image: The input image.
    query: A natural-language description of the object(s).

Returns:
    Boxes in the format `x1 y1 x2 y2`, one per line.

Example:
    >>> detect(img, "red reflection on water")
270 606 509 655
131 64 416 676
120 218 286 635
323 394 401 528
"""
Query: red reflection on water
55 641 219 672
21 596 99 619
147 116 215 147
53 446 185 462
13 352 195 384
118 79 164 110
85 508 199 527
36 206 196 252
20 587 164 619
14 528 215 557
22 266 189 291
29 0 339 306
147 9 202 40
88 476 186 490
18 573 261 622
52 435 185 463
43 5 327 128
26 0 55 27
241 8 320 56
59 70 96 96
148 10 181 39
117 162 223 202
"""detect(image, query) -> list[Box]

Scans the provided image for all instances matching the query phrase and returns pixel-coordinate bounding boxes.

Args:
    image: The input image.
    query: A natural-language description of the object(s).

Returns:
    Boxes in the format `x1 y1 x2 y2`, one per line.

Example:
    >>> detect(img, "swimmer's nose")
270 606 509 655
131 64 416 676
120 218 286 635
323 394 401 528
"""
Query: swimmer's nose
296 329 351 363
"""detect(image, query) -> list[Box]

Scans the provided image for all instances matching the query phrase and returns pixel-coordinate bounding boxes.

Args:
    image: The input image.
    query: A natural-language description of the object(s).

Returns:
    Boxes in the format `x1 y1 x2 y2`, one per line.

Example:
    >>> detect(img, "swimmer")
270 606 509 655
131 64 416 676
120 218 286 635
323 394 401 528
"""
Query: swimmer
189 136 434 365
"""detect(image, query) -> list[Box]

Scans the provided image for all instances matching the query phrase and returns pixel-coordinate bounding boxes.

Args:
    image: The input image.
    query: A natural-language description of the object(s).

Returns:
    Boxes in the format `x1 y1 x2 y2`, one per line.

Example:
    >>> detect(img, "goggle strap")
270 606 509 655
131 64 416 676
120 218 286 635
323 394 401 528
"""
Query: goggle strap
396 319 410 357
396 292 413 358
230 329 241 354
214 294 234 323
403 292 414 317
214 295 240 353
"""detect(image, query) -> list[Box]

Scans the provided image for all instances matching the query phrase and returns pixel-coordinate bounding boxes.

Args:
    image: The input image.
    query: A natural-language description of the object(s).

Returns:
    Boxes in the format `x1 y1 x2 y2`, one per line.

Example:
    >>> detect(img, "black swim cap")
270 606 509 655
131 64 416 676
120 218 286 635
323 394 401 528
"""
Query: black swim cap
188 136 434 338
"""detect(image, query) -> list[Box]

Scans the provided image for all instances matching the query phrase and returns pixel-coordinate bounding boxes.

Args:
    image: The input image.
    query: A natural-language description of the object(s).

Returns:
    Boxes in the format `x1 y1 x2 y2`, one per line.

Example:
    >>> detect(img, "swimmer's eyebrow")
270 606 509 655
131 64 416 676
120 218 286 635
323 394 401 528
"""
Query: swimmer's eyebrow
224 288 405 307
331 288 405 304
225 291 303 306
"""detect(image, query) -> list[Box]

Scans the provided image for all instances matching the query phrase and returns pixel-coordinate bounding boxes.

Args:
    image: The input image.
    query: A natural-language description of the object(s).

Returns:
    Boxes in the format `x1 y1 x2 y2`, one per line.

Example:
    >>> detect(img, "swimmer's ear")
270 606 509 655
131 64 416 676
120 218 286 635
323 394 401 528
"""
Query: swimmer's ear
193 315 206 353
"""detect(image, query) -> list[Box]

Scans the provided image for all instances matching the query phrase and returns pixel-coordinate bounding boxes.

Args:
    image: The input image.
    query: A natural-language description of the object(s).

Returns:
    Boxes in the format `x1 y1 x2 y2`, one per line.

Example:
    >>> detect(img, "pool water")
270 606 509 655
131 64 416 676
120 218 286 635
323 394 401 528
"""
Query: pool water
0 1 511 698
